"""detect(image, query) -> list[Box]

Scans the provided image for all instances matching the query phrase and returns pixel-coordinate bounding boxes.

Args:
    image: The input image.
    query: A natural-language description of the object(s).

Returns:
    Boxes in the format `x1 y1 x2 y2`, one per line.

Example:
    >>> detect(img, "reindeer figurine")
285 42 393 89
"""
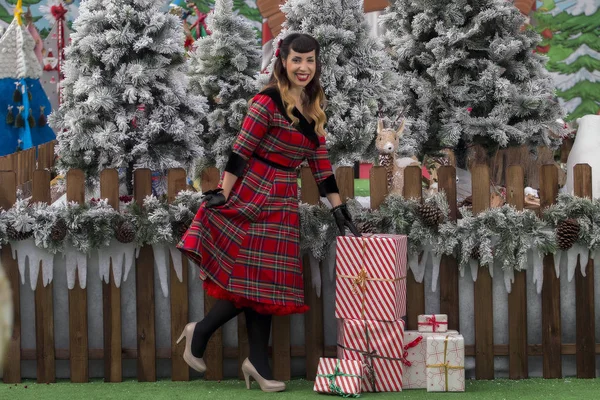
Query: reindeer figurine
376 118 419 195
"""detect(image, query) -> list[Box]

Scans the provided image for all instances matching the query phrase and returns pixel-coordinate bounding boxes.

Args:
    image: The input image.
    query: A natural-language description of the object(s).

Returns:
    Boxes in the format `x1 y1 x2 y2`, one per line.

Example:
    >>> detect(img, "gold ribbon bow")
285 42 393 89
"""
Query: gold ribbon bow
425 336 464 391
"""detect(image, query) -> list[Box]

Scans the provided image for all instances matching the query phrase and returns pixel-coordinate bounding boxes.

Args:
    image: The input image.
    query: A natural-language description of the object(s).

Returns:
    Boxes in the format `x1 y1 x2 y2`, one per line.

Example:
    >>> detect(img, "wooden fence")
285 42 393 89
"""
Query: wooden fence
0 162 597 383
0 141 56 194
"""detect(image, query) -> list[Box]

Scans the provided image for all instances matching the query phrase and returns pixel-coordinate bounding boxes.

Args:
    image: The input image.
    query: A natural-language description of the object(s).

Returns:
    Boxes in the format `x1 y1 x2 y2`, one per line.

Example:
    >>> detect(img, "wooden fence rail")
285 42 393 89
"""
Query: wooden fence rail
1 162 599 383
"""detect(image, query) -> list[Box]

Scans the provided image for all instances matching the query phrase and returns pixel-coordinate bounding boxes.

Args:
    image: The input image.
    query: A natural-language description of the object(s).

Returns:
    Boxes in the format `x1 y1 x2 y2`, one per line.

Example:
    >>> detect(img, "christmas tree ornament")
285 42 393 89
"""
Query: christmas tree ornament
7 224 33 241
50 217 68 241
27 108 35 127
5 106 15 126
418 202 444 228
556 218 579 250
13 82 22 102
38 106 47 127
15 106 25 128
114 220 136 244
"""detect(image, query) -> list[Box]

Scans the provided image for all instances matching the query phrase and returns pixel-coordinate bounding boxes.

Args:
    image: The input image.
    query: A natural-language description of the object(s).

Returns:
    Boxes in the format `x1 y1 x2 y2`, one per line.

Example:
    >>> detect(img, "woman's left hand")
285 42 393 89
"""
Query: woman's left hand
201 188 227 208
331 204 362 237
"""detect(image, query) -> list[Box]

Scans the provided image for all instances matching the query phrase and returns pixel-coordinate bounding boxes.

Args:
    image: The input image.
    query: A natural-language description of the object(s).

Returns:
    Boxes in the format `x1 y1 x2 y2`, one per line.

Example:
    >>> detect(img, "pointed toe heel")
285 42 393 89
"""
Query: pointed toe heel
241 358 285 392
177 322 207 373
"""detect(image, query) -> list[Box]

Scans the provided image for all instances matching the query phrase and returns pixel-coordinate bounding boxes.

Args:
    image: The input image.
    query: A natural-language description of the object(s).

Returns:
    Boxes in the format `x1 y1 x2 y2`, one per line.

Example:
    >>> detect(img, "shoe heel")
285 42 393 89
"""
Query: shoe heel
243 371 251 390
176 329 186 345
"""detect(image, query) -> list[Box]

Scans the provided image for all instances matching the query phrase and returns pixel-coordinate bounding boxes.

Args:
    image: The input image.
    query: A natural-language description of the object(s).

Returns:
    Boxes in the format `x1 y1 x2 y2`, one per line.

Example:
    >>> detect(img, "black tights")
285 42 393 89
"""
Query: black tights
191 299 274 380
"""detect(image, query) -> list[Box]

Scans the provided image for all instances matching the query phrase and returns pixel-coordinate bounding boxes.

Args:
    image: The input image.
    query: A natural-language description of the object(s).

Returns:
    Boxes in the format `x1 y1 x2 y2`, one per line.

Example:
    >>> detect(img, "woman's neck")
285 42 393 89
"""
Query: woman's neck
288 86 303 105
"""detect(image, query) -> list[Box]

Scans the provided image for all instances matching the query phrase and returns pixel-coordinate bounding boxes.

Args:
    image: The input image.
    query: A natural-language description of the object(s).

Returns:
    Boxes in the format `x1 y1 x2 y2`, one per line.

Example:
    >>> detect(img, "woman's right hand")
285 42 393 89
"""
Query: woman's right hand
201 188 227 208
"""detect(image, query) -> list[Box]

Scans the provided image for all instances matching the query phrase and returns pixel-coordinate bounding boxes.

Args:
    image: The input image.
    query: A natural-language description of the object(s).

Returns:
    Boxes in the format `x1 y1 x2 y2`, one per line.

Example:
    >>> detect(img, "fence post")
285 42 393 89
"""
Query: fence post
301 165 324 380
506 165 528 379
32 170 55 383
167 169 190 381
66 169 89 383
134 169 156 382
0 171 19 383
403 165 423 330
100 169 122 382
573 164 596 378
438 166 460 331
471 164 494 380
540 164 561 378
200 166 224 381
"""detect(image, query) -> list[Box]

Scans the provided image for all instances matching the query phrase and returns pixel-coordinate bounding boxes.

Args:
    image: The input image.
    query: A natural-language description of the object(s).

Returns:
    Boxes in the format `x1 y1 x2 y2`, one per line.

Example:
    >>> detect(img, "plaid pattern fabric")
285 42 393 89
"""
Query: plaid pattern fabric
178 92 334 313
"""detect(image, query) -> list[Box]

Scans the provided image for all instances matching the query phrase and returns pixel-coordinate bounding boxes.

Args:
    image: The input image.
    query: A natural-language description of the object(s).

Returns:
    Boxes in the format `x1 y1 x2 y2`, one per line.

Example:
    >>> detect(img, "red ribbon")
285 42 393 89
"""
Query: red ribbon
400 336 423 367
50 4 68 21
418 315 447 332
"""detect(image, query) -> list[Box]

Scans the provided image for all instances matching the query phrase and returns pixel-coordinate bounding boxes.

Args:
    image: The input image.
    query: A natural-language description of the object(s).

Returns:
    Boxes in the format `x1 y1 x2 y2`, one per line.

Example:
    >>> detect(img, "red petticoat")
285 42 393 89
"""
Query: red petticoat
203 280 309 316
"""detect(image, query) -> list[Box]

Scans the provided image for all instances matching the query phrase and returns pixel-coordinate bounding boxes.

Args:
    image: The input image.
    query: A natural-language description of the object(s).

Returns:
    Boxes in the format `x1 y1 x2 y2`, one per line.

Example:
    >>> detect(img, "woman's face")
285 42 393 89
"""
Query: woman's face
282 49 316 90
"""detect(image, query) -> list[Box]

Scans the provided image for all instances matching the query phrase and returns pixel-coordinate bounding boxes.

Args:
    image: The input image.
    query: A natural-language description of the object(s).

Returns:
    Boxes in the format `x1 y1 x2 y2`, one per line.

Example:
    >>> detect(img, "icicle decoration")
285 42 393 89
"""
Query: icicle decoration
566 244 588 282
429 252 442 292
504 267 514 293
469 258 478 282
408 247 429 283
97 239 138 287
532 249 545 294
64 244 87 289
168 245 183 282
10 238 55 290
151 243 170 297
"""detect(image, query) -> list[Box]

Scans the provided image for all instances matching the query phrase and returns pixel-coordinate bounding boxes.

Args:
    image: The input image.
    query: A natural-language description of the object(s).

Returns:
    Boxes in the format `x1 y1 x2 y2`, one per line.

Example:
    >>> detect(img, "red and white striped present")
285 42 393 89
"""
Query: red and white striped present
314 358 363 397
417 314 449 333
337 318 405 392
425 335 465 392
401 330 459 389
335 234 407 322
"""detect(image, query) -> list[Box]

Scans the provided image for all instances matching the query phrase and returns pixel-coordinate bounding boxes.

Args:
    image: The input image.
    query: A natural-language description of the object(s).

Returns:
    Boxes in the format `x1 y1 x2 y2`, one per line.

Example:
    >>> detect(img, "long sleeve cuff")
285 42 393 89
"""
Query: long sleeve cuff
224 151 247 177
317 174 339 197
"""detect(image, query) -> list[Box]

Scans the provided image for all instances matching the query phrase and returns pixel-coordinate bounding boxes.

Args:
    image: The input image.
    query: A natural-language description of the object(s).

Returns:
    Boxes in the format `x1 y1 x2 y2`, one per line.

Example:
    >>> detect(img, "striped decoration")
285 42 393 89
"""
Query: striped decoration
337 318 405 392
313 358 363 397
335 234 407 322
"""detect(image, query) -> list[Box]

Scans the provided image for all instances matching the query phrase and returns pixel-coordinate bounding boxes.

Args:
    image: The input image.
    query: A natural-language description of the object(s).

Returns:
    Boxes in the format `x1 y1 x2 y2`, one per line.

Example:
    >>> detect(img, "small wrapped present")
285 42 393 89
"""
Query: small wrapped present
417 314 448 333
314 358 363 397
337 318 405 392
335 234 407 322
401 330 459 389
425 335 465 392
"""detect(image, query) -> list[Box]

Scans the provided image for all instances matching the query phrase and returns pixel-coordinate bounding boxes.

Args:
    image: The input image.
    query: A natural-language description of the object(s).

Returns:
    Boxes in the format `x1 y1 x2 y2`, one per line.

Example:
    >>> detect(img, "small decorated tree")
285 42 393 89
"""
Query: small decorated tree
381 0 566 159
50 0 207 188
274 0 401 166
187 0 261 173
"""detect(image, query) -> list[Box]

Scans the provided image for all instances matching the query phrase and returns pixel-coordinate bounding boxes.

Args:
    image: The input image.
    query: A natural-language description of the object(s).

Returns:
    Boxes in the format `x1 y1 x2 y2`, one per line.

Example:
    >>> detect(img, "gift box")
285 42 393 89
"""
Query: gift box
425 335 465 392
401 330 459 389
337 318 405 392
314 358 363 397
417 314 448 333
335 234 407 322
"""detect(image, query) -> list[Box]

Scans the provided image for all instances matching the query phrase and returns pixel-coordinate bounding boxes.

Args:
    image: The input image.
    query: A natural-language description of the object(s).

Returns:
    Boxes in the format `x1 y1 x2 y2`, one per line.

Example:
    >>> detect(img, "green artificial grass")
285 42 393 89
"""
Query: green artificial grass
2 378 600 400
297 178 371 197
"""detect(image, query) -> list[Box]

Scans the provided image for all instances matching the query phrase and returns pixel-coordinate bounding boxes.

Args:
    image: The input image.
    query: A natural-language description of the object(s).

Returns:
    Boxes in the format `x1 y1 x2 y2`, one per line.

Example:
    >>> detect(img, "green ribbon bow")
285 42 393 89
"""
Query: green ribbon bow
316 359 363 398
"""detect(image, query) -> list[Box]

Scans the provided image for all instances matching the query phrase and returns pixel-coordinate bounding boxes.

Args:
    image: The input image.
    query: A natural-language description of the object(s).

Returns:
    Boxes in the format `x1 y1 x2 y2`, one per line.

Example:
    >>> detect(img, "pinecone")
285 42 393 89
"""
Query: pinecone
6 225 33 241
418 203 443 227
556 218 579 250
173 221 191 240
50 218 68 241
114 220 136 244
356 219 378 234
470 245 480 261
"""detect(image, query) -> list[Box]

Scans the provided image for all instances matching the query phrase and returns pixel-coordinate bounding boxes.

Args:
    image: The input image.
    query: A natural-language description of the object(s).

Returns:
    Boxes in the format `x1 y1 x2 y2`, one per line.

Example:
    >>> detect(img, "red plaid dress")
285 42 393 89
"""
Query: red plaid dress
177 88 335 315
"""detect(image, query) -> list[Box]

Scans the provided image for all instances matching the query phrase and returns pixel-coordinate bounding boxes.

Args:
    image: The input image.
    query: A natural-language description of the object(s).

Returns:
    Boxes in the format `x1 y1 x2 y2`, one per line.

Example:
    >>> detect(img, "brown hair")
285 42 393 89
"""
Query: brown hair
263 33 327 136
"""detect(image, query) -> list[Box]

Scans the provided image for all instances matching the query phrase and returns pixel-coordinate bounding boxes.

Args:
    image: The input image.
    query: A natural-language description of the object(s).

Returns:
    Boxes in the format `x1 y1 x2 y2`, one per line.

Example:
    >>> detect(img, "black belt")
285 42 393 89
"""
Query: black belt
253 153 297 172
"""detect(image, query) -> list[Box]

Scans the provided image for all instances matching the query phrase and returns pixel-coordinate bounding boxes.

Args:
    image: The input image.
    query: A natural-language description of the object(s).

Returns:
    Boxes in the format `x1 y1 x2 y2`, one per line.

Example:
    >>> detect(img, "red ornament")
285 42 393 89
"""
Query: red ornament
467 107 473 113
541 28 553 39
275 48 280 57
536 44 550 53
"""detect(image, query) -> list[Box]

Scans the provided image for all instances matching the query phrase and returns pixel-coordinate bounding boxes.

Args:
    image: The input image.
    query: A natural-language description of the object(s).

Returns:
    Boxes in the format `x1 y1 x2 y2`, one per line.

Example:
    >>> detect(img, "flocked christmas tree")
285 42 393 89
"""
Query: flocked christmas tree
50 0 208 187
381 0 566 158
187 0 261 173
534 1 600 120
272 0 401 166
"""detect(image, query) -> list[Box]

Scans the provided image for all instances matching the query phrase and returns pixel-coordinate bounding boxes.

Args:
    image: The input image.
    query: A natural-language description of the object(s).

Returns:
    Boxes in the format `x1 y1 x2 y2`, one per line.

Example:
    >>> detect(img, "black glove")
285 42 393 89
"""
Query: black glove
201 188 227 208
331 204 362 237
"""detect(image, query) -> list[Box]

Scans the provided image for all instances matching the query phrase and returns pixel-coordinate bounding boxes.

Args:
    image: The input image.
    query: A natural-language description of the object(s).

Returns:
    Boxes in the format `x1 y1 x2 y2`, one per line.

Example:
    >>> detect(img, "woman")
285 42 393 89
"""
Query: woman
176 33 360 392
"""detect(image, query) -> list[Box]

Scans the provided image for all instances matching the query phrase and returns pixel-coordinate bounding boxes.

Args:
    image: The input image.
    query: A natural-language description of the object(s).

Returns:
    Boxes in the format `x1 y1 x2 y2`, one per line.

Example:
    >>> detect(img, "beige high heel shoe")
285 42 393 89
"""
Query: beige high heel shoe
241 358 285 392
176 322 207 373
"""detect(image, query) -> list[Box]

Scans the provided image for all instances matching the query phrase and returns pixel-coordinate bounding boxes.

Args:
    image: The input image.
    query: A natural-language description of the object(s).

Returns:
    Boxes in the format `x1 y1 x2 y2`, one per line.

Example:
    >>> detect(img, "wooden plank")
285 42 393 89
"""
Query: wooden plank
256 0 285 18
272 315 290 381
134 169 156 382
369 166 388 210
403 166 423 330
471 164 494 380
16 150 25 185
37 143 48 170
437 166 460 331
0 172 19 383
32 170 55 383
506 165 528 379
100 169 122 383
27 148 36 181
302 166 324 380
0 156 11 171
66 169 88 383
237 312 250 380
199 166 223 381
167 169 190 382
573 164 596 378
540 164 562 379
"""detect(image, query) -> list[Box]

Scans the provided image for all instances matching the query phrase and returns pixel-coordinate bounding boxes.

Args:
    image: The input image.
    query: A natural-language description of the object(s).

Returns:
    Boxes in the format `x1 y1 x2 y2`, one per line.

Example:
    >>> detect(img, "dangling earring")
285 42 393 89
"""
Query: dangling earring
28 108 35 127
6 105 15 126
13 82 22 103
15 106 25 128
38 106 47 127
